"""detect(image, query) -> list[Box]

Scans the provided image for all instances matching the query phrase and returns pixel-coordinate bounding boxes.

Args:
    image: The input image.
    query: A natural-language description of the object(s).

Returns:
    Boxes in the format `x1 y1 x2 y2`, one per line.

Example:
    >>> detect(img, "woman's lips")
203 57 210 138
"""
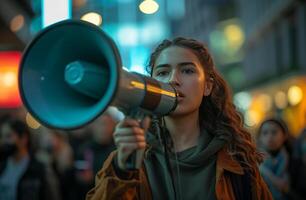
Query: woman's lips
177 96 184 102
175 89 184 96
176 91 185 102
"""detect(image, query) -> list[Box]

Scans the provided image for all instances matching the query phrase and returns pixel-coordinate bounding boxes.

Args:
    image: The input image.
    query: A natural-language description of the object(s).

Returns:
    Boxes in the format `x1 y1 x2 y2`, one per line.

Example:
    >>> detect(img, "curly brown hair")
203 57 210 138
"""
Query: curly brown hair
146 37 263 173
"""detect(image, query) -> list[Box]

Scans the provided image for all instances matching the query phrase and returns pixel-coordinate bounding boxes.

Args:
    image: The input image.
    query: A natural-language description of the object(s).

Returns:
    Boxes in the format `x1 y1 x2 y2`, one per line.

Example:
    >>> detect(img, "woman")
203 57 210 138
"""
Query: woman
257 118 291 200
86 38 272 200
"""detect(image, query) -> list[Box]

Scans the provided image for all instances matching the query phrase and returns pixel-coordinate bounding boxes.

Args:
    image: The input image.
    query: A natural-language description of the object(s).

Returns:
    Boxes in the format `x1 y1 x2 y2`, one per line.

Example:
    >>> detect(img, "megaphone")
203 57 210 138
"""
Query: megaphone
19 20 177 130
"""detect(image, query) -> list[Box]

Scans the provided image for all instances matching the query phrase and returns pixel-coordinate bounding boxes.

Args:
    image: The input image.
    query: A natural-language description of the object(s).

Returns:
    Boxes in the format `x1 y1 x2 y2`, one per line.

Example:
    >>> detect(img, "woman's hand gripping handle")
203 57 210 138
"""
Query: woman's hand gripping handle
113 114 151 171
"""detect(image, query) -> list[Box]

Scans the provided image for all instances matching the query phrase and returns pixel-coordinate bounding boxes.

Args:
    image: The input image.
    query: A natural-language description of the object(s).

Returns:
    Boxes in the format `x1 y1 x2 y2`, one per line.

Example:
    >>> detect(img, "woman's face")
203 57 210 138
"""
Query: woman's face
259 121 286 151
152 46 211 117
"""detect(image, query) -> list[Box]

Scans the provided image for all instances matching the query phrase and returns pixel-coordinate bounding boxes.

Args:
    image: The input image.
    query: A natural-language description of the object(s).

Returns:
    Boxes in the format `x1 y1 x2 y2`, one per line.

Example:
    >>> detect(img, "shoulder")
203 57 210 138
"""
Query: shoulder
216 147 244 175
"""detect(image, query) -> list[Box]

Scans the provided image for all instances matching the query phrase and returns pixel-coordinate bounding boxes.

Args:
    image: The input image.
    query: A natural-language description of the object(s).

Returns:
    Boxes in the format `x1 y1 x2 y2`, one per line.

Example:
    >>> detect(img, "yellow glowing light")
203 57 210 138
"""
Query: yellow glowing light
26 113 41 129
274 91 287 109
10 15 24 32
2 72 16 87
0 52 22 108
224 24 244 48
139 0 159 14
288 85 303 106
257 94 272 112
81 12 102 26
245 110 261 127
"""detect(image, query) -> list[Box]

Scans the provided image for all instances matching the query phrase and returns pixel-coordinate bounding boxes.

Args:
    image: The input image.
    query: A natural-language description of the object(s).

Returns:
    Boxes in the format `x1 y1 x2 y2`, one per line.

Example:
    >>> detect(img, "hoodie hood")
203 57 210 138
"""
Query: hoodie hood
144 127 231 200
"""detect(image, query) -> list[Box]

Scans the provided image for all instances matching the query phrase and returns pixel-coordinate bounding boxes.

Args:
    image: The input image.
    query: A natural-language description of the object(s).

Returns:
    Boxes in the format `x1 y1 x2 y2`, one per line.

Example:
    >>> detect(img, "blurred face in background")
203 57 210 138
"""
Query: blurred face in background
259 121 287 152
0 123 27 157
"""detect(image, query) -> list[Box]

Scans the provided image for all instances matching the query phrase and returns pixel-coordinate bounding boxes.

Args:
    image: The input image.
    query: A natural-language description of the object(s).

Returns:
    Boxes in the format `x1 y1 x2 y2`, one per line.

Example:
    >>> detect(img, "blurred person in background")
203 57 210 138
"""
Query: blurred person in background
289 129 306 200
49 130 77 200
0 114 11 161
75 107 122 200
258 118 291 200
0 118 61 200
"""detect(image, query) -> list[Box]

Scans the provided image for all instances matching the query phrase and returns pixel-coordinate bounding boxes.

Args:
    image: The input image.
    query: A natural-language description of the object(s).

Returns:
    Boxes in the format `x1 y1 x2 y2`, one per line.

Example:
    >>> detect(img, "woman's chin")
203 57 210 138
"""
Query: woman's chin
168 107 198 118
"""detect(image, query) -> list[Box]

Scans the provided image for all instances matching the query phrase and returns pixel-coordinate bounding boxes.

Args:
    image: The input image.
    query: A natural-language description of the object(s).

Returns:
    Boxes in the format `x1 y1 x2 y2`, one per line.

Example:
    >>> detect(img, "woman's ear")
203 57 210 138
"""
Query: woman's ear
204 79 213 96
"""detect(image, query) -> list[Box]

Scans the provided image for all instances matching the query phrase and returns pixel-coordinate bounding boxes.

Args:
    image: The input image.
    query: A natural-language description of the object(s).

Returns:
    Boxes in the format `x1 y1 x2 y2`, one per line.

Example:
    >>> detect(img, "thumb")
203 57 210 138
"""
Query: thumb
141 116 151 132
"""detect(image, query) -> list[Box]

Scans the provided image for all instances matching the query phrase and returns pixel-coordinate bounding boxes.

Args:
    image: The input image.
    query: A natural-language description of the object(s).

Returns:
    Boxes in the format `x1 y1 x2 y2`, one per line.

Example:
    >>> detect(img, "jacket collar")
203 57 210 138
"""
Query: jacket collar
216 147 244 179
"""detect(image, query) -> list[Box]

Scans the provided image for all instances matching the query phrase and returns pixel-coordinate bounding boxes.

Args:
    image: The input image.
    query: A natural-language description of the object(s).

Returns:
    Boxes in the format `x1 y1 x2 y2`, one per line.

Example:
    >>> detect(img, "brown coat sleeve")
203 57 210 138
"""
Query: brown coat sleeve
86 151 152 200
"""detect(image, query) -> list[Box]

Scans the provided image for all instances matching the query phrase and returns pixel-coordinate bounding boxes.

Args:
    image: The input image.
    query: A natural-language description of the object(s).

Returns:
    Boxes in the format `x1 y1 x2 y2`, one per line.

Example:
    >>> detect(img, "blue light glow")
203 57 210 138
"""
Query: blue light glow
129 46 150 75
140 21 169 45
166 0 185 19
117 25 138 46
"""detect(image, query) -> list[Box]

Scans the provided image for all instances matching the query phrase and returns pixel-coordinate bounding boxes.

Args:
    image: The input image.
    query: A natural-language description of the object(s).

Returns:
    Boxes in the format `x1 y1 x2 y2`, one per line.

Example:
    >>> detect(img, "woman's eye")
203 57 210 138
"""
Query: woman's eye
261 131 267 136
156 71 169 76
182 68 195 74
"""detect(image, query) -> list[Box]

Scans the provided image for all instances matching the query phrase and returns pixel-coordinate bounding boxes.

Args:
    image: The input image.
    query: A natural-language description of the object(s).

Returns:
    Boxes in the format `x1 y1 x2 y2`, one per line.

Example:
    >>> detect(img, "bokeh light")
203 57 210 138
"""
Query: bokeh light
288 85 303 106
139 0 159 14
42 0 72 27
274 91 288 109
10 15 24 32
0 52 22 108
3 72 16 87
81 12 102 26
245 109 261 127
224 24 244 48
257 93 272 112
233 91 252 111
26 113 41 129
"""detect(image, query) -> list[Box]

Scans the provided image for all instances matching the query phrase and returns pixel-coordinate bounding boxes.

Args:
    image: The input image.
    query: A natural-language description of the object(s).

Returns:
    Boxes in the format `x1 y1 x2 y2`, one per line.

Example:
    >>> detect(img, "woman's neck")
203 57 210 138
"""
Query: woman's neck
164 110 200 152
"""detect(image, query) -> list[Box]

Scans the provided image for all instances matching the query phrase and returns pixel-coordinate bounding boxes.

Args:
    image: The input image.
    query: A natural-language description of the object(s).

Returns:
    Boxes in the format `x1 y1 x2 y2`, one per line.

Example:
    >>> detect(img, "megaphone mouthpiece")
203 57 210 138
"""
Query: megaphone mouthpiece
65 60 109 100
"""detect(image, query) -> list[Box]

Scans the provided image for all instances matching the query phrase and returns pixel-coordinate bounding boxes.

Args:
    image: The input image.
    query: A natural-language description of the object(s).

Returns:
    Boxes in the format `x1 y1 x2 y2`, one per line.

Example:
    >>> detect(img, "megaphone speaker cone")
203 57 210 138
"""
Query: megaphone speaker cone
19 20 121 129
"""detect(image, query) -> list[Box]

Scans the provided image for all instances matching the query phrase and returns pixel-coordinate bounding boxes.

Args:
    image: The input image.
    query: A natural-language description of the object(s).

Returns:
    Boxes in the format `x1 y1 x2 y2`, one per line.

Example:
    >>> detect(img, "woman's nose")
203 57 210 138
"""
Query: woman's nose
169 71 181 86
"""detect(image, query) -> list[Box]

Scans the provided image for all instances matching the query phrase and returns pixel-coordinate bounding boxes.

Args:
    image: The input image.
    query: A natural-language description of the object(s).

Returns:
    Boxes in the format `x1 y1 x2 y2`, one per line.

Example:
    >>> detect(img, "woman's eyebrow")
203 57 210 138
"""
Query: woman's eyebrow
177 62 196 67
155 62 196 69
154 63 171 69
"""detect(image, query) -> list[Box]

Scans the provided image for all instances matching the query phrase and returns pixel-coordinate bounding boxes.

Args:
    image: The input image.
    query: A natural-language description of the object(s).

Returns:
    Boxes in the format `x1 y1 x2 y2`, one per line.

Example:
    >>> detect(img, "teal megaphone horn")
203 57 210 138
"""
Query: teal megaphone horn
19 20 177 169
19 20 177 130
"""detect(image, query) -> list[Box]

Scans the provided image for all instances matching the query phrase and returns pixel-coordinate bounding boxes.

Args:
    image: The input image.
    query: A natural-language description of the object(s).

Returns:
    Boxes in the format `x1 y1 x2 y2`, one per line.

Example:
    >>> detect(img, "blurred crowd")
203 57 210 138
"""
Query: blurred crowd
0 109 305 200
0 107 123 200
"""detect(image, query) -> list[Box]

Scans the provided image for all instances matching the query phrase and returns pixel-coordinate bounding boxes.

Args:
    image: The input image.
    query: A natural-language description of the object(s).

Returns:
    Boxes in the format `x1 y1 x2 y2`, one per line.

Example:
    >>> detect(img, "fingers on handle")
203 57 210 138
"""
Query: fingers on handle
141 116 151 132
114 135 146 145
118 142 146 160
116 118 140 128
